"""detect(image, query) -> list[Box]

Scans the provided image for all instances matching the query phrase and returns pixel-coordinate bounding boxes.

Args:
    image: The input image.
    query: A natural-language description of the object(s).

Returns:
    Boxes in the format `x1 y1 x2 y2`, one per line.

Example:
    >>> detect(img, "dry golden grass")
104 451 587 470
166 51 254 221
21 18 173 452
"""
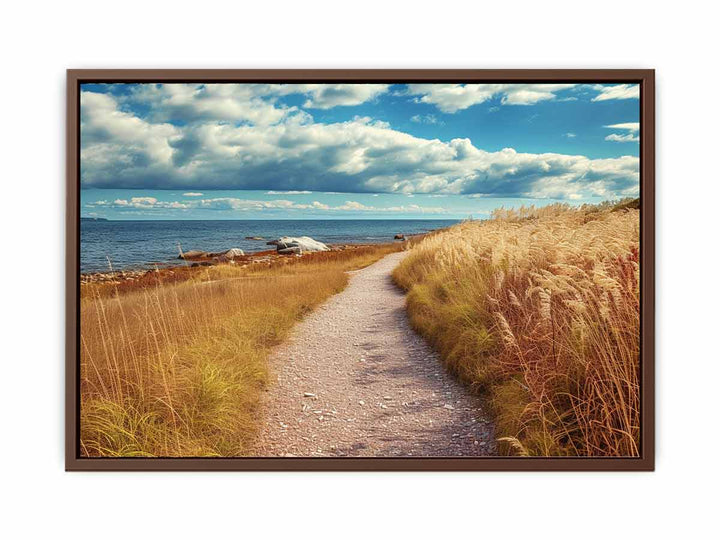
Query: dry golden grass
80 244 401 457
393 200 640 456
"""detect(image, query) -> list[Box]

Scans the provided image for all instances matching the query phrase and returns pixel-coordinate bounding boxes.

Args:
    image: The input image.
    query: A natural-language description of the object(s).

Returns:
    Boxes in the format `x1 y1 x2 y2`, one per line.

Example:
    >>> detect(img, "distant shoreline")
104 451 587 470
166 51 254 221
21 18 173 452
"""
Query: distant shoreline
80 219 457 274
81 217 463 222
80 239 421 283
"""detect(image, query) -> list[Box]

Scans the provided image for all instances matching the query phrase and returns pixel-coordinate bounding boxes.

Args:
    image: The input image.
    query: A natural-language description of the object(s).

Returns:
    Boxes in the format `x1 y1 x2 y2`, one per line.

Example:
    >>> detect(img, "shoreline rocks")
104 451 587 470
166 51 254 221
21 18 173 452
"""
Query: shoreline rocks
82 236 416 284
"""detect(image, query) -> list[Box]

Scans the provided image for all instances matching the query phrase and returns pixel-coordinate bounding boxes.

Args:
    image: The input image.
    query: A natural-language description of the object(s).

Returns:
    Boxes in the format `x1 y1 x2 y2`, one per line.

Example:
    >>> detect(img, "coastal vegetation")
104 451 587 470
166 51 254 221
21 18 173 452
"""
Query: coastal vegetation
392 200 640 456
80 243 402 457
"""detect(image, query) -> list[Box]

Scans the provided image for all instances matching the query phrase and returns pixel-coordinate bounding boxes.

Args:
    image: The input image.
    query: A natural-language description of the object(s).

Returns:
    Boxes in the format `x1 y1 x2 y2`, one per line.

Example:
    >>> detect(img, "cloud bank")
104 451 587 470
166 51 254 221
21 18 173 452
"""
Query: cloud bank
80 84 639 201
406 84 578 112
87 196 448 215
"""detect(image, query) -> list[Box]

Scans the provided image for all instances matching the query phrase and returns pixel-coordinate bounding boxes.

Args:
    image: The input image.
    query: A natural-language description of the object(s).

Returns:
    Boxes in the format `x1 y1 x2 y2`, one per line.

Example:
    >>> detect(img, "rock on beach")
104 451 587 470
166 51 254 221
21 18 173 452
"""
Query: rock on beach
269 236 330 254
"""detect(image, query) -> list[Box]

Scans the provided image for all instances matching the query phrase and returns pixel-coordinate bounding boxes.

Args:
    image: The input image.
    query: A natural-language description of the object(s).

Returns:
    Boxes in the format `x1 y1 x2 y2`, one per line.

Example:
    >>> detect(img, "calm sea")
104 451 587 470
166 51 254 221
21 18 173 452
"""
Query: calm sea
80 219 459 273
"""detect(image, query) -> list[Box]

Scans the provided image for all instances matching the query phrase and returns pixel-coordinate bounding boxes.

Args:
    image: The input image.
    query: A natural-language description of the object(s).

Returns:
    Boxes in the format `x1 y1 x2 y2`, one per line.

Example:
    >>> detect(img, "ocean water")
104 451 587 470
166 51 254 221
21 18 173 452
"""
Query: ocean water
80 219 459 273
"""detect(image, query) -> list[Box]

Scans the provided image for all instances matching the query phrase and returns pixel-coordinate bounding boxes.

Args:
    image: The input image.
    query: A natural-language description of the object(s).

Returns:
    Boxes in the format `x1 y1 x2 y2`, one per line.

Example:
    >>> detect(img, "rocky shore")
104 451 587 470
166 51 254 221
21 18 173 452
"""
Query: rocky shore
80 240 400 286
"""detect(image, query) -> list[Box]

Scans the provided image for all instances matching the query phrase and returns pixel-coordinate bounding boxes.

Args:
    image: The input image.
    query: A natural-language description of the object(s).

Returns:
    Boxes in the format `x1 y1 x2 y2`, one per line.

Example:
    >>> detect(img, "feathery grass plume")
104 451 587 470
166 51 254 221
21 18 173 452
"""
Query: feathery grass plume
393 199 640 457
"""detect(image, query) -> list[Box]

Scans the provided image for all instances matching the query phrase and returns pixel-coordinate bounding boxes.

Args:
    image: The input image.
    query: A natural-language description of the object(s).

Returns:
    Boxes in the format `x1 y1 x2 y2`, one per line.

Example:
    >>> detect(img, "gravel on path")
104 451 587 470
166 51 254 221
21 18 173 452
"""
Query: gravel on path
255 251 496 457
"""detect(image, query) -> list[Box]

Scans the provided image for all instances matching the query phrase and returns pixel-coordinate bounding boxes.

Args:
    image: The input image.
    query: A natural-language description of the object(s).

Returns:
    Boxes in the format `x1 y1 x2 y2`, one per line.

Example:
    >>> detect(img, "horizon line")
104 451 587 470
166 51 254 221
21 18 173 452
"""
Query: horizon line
80 217 469 222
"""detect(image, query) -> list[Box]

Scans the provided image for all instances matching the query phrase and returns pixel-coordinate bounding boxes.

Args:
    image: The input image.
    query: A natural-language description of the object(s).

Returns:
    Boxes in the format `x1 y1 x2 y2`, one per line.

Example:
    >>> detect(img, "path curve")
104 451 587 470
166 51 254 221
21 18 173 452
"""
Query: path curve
256 251 495 457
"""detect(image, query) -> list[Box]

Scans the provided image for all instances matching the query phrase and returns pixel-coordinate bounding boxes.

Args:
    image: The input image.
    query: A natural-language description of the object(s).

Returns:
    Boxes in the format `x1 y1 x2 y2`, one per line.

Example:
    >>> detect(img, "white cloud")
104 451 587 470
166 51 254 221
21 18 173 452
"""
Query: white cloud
197 198 301 211
406 84 577 113
325 201 447 214
605 133 640 142
293 84 389 109
564 133 577 138
266 190 312 195
592 84 640 101
604 122 640 142
605 122 639 132
91 197 190 209
126 84 293 126
336 200 371 211
118 83 390 128
81 91 179 168
410 114 440 124
183 192 204 196
384 203 446 214
126 196 156 205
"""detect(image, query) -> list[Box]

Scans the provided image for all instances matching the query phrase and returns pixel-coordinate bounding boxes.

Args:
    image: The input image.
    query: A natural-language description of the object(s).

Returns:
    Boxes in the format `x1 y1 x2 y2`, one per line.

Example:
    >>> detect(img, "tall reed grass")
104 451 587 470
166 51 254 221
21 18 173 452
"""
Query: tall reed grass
80 244 400 457
393 201 640 456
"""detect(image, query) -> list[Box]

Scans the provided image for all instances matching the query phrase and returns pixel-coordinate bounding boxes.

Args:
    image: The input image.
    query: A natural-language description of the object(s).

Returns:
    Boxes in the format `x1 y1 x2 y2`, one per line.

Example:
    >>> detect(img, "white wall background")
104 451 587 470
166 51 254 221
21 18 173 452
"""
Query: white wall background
1 1 717 537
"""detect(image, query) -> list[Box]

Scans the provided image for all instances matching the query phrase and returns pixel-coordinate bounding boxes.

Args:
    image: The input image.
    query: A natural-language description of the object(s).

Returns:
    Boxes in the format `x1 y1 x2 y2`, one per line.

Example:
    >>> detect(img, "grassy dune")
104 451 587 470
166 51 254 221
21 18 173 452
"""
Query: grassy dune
80 244 401 457
393 201 640 456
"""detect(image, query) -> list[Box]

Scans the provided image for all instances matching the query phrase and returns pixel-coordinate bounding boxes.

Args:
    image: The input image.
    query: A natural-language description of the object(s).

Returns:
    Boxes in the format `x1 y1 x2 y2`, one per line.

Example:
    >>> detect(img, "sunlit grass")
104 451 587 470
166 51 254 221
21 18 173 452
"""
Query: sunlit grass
393 200 640 457
80 244 402 457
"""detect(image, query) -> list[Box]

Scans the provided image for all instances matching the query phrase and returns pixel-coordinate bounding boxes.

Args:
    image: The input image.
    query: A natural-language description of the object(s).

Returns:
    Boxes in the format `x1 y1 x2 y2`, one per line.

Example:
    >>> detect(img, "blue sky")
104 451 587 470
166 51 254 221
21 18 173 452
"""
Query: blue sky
81 82 639 220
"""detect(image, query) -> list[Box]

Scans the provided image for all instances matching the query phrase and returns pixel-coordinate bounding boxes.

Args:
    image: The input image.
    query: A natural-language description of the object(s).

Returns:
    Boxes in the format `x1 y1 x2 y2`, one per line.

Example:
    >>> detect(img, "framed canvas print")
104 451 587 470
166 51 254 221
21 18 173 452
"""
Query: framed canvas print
66 69 654 471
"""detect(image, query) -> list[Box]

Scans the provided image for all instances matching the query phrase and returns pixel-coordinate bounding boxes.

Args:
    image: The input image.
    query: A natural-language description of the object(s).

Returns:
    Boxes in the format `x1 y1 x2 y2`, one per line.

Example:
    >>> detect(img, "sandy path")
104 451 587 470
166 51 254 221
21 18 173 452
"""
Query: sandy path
255 251 495 457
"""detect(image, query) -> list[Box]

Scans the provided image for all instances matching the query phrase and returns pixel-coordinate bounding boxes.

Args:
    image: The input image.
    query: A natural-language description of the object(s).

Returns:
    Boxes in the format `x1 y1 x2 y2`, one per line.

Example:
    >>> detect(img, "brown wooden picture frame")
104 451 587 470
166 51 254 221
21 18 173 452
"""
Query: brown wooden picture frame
66 69 654 471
